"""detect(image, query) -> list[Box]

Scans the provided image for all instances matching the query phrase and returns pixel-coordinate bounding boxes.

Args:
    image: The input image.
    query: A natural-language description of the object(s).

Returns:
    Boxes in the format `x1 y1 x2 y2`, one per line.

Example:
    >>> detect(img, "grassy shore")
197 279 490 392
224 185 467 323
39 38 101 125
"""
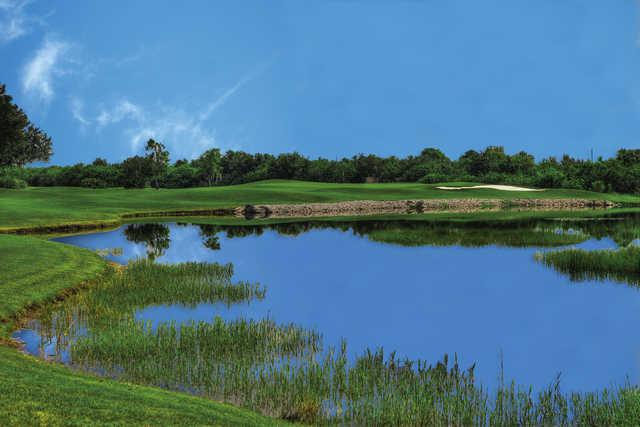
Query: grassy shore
0 234 287 426
2 180 638 232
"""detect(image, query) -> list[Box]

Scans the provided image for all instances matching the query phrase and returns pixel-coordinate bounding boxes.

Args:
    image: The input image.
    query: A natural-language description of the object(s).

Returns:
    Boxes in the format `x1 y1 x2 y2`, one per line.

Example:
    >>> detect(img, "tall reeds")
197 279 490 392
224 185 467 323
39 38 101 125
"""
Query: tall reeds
535 246 640 285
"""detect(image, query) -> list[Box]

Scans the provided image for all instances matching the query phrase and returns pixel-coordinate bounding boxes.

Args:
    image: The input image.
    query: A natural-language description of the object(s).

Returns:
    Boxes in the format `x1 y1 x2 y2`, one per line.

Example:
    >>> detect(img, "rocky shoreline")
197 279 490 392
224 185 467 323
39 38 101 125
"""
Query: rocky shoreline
235 199 619 219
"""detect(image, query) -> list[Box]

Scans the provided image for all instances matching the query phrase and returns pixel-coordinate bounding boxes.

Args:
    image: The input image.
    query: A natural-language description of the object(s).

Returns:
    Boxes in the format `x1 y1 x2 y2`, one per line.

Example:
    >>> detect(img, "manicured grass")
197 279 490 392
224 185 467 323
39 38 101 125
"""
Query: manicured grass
0 346 286 426
0 234 288 426
1 180 638 232
0 234 106 337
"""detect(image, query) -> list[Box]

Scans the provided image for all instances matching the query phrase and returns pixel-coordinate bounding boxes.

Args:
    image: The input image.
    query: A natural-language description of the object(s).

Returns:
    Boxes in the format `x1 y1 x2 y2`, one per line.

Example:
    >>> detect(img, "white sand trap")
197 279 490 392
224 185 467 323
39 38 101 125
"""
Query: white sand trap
435 185 543 192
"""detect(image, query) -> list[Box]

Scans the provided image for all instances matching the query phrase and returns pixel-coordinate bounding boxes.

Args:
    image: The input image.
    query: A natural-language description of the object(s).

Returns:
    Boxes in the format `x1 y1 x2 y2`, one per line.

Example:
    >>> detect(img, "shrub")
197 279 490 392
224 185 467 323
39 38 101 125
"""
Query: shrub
120 156 152 188
80 177 108 188
419 173 449 184
591 180 607 193
0 176 27 189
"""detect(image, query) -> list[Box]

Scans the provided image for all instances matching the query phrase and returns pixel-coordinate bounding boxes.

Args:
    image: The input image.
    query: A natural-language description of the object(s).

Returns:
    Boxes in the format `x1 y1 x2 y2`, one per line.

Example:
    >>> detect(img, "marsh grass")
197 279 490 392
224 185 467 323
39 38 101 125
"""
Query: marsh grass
535 246 640 285
21 259 640 425
68 331 640 426
28 259 265 355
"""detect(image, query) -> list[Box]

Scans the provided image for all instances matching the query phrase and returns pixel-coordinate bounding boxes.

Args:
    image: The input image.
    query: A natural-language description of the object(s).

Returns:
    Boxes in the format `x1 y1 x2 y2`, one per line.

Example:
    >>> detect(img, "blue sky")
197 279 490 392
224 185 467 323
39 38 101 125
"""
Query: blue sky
0 1 638 165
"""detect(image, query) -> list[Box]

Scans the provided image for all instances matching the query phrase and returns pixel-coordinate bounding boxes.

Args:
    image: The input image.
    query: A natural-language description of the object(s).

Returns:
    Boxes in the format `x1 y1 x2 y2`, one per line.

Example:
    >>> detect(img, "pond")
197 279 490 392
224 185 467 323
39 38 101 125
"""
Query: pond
14 214 640 396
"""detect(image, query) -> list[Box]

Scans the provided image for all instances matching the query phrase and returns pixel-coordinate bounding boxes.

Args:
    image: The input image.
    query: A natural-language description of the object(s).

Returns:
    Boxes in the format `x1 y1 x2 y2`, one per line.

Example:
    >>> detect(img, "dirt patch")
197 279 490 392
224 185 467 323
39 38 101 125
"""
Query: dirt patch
236 199 618 219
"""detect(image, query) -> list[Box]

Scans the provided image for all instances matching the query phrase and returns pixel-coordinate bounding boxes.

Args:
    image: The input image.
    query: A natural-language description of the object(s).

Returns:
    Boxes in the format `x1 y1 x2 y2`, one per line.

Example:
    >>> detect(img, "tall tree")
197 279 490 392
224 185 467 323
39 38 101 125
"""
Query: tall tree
120 155 152 188
144 138 169 189
0 84 52 167
194 148 222 186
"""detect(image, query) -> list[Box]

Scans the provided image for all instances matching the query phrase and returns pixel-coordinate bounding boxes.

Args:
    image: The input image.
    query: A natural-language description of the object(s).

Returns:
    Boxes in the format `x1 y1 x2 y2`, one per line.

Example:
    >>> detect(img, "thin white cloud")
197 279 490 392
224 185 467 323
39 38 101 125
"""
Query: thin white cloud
128 110 218 158
22 37 69 102
93 100 217 158
83 60 272 158
0 0 28 43
69 96 90 126
97 99 143 126
199 60 273 121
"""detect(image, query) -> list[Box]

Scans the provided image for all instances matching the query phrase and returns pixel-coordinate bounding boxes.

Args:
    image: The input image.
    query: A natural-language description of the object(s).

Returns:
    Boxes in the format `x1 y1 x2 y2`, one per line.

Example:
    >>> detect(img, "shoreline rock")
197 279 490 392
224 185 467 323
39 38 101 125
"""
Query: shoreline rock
235 199 618 219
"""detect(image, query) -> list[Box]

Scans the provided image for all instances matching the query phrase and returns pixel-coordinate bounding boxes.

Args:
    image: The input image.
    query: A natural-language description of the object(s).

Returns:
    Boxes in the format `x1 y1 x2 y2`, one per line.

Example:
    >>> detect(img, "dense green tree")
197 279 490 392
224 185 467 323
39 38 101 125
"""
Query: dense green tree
144 139 169 189
164 163 199 188
120 156 152 188
193 148 223 186
509 151 535 175
270 152 310 180
457 150 484 176
0 84 52 167
616 149 640 167
220 150 257 184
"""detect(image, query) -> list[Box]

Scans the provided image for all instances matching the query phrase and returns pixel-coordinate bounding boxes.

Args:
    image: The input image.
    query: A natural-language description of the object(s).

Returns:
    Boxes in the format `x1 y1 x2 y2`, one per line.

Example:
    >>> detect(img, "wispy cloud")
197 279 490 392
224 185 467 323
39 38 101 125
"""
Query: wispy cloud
96 99 143 126
69 96 90 126
77 60 272 158
92 100 217 159
199 60 273 121
128 110 218 158
0 0 28 43
0 0 51 43
22 37 69 102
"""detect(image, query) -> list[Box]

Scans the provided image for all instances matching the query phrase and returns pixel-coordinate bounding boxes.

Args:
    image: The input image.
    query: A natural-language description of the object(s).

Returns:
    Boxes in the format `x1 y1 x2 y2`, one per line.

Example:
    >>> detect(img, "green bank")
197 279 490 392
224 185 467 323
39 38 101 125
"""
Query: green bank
0 234 287 426
2 180 639 232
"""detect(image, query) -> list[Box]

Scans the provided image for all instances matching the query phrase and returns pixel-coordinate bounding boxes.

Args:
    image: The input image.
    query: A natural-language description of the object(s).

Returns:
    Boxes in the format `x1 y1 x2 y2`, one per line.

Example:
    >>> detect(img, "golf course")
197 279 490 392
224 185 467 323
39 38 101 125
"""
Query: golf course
3 181 640 425
3 2 640 424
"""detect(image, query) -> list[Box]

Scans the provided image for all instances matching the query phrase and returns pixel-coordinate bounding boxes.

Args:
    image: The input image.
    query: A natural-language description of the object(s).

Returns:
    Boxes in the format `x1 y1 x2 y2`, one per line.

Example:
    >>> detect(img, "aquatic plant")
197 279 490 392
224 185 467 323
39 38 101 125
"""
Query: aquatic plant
67 325 639 425
26 259 265 356
535 246 640 285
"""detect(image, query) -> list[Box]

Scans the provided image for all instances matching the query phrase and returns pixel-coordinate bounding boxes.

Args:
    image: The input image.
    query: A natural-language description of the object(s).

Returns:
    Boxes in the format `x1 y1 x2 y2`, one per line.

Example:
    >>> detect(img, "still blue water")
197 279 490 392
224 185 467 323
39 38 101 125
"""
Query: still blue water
14 219 640 393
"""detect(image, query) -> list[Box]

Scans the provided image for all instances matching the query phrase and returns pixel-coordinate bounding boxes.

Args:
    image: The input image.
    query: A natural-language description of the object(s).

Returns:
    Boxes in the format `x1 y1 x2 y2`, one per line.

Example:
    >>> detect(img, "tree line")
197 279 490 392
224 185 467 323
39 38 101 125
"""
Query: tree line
1 145 638 193
1 83 640 193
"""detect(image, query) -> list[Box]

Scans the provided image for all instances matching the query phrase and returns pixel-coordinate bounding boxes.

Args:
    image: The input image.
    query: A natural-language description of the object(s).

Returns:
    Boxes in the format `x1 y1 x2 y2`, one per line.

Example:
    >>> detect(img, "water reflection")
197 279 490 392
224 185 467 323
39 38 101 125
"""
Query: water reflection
123 223 171 260
117 215 640 255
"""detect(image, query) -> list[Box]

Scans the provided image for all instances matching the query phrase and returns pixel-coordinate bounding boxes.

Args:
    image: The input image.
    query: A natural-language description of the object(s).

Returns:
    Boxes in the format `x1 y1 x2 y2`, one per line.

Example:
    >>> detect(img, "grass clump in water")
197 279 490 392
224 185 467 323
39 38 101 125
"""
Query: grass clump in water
535 246 640 285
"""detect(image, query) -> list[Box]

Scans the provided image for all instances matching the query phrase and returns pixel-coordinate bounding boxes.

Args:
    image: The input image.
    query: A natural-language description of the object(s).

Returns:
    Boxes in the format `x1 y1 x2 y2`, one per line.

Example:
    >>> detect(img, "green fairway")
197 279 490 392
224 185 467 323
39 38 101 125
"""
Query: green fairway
0 235 106 337
1 180 638 232
0 234 287 426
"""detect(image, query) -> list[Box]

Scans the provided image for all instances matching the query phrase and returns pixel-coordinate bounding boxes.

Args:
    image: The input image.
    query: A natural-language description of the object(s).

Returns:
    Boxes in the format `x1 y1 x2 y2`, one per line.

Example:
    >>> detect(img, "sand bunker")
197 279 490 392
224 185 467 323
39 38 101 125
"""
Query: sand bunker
436 185 543 192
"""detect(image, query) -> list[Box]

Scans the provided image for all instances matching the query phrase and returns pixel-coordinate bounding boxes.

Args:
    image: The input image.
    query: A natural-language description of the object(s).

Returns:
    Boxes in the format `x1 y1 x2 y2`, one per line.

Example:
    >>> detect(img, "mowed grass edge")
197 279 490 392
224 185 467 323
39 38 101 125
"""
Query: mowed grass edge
2 179 639 232
0 234 289 426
